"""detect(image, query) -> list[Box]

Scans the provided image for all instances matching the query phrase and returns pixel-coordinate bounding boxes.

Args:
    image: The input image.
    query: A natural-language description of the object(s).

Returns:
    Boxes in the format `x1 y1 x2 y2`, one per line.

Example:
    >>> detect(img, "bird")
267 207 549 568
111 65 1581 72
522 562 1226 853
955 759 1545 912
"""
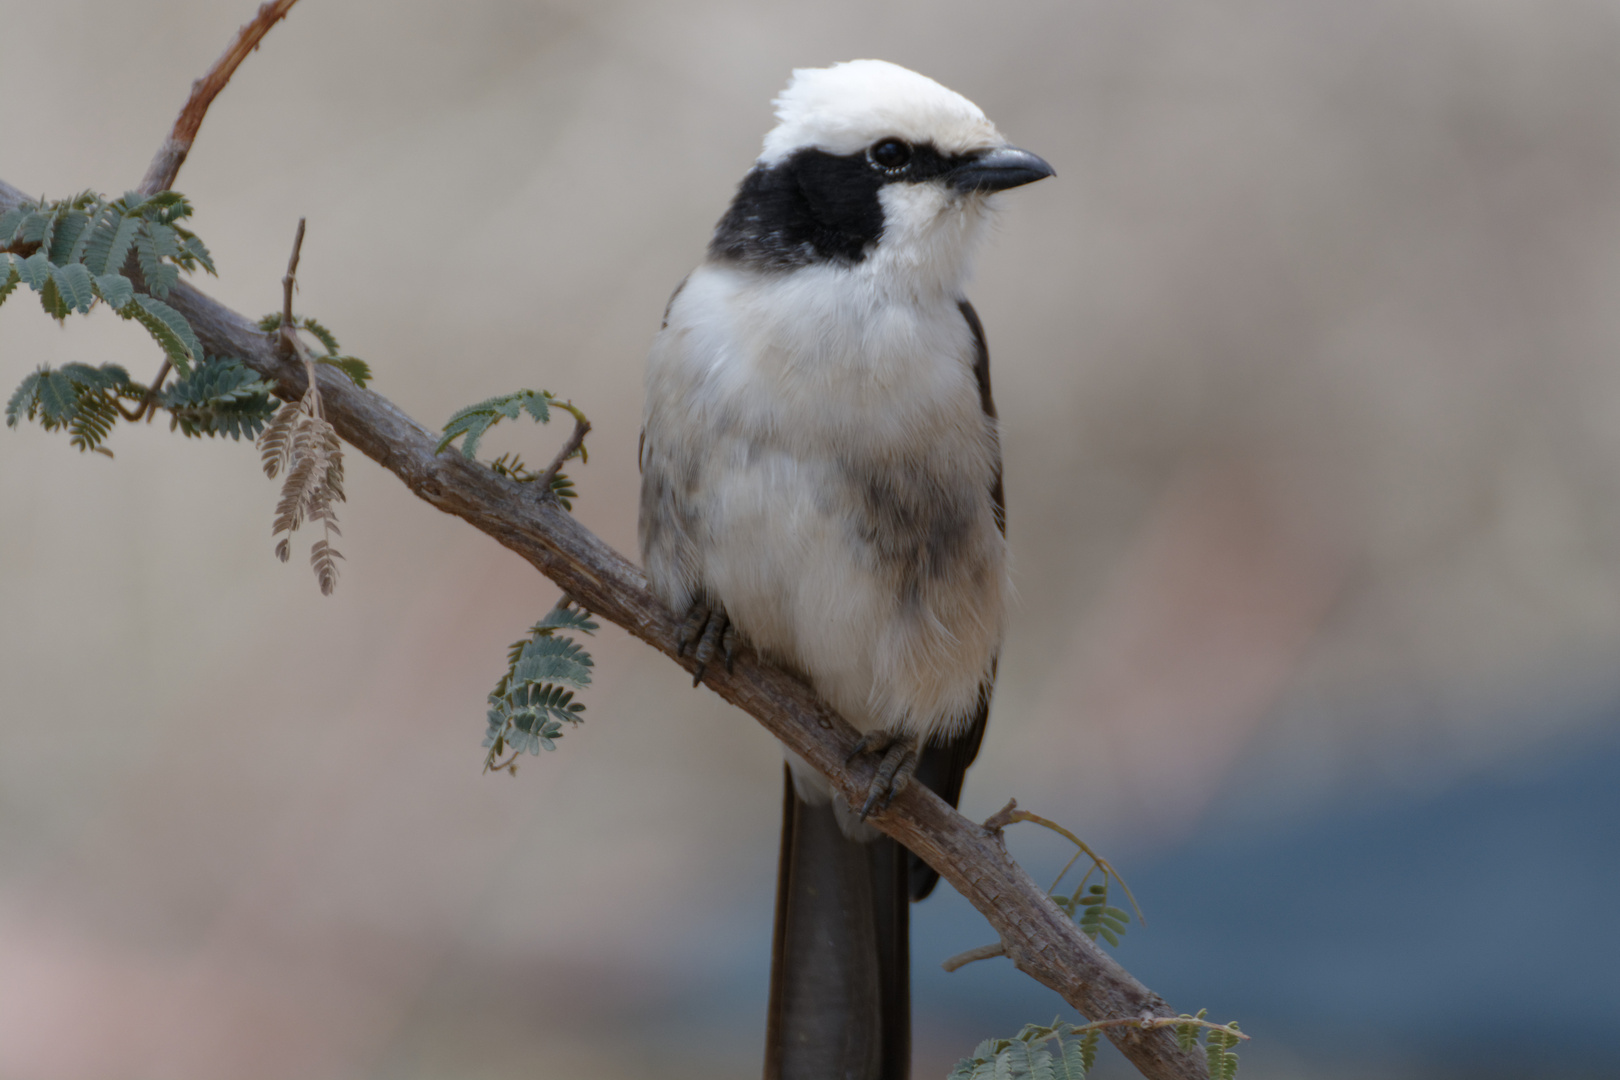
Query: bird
638 59 1052 1080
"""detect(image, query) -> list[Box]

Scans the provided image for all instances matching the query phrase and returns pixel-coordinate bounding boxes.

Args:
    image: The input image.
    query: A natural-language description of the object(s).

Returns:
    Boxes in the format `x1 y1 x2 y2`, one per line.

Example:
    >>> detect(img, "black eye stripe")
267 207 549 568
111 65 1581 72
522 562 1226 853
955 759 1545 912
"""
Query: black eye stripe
710 142 984 270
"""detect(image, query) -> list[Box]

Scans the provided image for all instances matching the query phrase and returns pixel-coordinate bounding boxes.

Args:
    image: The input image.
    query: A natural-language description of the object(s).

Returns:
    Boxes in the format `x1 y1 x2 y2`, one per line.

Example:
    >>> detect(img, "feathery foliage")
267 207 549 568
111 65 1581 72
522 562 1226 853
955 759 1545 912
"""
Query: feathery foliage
948 1015 1240 1080
258 379 345 595
2 191 282 456
257 312 371 387
484 599 599 771
489 451 579 511
947 1019 1098 1080
1204 1022 1242 1080
5 362 144 456
999 809 1142 949
438 389 589 476
1058 881 1131 948
161 355 278 439
1 191 211 375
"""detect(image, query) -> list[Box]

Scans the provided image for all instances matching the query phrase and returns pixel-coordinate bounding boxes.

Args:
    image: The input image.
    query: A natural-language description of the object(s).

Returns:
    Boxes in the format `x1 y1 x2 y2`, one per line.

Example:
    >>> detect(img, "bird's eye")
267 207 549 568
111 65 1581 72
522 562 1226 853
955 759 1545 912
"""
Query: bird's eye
867 138 913 171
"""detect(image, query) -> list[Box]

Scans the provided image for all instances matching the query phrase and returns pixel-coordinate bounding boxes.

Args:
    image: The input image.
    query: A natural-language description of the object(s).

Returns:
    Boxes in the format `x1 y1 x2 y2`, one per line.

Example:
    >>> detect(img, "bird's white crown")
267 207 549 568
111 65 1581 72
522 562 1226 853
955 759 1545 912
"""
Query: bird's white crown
758 60 1004 167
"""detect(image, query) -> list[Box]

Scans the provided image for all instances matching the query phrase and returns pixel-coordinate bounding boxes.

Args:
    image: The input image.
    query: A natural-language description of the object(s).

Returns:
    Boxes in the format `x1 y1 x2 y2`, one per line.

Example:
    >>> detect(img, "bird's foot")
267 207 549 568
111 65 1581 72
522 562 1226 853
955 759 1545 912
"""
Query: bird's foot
676 597 737 686
846 729 920 821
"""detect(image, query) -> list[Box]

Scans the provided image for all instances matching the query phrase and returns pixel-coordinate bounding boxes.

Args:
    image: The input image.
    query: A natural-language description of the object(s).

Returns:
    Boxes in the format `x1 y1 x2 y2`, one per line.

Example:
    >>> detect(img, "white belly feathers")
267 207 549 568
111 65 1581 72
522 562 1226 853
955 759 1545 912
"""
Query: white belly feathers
639 263 1007 742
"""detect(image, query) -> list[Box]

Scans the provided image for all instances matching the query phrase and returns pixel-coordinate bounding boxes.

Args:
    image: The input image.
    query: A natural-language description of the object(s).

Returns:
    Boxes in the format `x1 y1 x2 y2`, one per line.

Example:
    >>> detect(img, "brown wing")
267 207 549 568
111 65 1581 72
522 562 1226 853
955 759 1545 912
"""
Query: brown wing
908 300 1003 901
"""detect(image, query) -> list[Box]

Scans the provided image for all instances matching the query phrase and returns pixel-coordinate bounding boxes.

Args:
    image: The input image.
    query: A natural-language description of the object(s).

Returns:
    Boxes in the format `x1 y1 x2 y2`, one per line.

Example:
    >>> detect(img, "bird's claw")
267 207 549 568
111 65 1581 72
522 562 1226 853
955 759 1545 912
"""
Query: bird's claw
848 730 919 821
677 598 737 685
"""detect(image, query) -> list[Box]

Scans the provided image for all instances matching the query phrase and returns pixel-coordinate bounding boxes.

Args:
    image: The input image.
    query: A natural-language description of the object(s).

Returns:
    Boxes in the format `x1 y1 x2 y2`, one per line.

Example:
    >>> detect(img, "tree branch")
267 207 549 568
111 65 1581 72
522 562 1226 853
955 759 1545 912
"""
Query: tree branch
137 0 303 195
0 174 1210 1079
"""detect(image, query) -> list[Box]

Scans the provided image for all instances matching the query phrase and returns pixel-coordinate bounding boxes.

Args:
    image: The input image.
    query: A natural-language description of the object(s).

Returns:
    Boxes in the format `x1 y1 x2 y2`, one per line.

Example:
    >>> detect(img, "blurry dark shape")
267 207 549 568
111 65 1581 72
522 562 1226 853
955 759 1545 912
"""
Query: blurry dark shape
914 717 1620 1078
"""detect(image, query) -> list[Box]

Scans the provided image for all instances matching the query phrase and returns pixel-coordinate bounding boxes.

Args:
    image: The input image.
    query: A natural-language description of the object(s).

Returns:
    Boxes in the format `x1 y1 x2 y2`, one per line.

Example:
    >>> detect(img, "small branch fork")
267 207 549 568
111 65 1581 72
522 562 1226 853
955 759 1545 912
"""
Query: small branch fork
138 0 304 196
945 800 1146 973
538 401 590 492
119 1 304 414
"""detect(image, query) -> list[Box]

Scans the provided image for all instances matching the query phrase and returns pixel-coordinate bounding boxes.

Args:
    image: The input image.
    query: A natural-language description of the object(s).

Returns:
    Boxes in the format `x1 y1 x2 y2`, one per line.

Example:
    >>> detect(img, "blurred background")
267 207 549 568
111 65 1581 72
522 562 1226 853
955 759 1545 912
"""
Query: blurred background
2 1 1618 1077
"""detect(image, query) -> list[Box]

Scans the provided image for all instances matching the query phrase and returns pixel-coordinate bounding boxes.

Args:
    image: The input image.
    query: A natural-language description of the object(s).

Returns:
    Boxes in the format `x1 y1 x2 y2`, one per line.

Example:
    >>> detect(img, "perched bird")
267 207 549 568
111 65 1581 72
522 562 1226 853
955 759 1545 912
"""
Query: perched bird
638 60 1052 1079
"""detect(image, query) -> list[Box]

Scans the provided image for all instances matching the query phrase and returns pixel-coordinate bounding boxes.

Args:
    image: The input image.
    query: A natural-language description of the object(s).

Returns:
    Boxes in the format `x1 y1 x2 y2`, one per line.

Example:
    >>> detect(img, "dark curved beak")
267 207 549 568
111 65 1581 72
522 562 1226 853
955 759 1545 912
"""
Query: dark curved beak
948 145 1055 193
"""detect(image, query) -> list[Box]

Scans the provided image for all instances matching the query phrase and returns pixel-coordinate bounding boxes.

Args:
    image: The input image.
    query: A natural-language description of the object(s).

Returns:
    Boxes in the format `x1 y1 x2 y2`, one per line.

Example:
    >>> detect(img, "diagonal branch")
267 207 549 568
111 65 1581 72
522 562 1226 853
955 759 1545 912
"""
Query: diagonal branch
0 174 1208 1080
137 0 304 195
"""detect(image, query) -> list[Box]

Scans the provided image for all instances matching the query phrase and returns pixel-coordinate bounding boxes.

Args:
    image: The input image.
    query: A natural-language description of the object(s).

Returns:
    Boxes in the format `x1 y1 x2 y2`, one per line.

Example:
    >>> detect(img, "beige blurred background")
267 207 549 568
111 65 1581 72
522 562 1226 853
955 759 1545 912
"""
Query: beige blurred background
3 1 1620 1077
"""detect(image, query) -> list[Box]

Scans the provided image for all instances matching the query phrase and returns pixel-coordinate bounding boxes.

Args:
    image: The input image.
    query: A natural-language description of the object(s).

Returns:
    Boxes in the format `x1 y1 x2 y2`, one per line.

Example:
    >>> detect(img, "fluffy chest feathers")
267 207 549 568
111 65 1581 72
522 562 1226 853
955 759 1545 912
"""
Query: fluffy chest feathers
639 263 1007 737
669 263 989 447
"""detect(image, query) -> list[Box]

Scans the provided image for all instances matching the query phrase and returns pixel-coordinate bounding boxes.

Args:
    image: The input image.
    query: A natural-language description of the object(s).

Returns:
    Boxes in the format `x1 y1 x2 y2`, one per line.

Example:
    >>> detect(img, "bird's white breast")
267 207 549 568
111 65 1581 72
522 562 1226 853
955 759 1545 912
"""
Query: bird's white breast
641 262 1007 739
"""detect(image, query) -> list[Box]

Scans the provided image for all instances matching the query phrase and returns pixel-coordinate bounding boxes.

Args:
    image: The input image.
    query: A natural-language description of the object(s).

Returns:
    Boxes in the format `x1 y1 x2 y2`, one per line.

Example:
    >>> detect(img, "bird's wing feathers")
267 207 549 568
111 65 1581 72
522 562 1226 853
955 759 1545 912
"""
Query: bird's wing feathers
907 300 1000 901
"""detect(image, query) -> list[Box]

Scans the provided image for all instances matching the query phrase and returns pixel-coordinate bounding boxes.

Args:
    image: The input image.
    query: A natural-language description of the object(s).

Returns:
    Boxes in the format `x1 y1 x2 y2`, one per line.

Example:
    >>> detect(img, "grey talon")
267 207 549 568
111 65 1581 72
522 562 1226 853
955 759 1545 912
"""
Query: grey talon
677 600 712 657
880 751 917 812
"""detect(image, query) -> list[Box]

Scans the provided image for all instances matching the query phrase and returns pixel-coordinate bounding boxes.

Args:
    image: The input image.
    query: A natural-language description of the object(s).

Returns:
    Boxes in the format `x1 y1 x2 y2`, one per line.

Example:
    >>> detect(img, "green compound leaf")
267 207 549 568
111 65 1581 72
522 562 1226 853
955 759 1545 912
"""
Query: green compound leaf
529 605 599 635
1205 1024 1241 1080
50 262 95 314
80 206 123 275
37 371 86 419
95 208 142 277
17 209 49 246
161 355 278 440
19 251 52 291
129 294 200 374
69 392 118 456
512 633 594 689
57 361 133 393
38 274 69 319
6 363 138 454
180 232 216 275
5 371 41 428
1054 1030 1089 1080
143 220 182 258
951 1023 1095 1080
46 209 90 265
300 316 340 354
316 355 371 388
135 229 180 298
0 254 21 310
438 388 558 459
94 273 134 312
482 600 596 768
0 207 25 242
65 200 107 266
255 315 371 388
1078 1030 1098 1073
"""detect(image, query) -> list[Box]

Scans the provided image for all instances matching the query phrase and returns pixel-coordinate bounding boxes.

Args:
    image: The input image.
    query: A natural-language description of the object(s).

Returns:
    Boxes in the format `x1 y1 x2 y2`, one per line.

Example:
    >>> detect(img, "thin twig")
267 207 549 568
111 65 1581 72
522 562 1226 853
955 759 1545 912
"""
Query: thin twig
109 360 167 423
947 801 1146 972
278 218 321 395
1006 808 1146 925
282 217 304 337
485 750 522 774
537 404 591 493
1069 1015 1248 1042
138 0 304 195
942 942 1006 973
984 798 1020 831
129 359 173 423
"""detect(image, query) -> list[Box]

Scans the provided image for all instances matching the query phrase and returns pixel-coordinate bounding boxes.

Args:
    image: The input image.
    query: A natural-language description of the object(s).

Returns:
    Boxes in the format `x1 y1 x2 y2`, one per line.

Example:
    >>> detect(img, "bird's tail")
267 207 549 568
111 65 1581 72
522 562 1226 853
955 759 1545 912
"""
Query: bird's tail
765 765 910 1080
